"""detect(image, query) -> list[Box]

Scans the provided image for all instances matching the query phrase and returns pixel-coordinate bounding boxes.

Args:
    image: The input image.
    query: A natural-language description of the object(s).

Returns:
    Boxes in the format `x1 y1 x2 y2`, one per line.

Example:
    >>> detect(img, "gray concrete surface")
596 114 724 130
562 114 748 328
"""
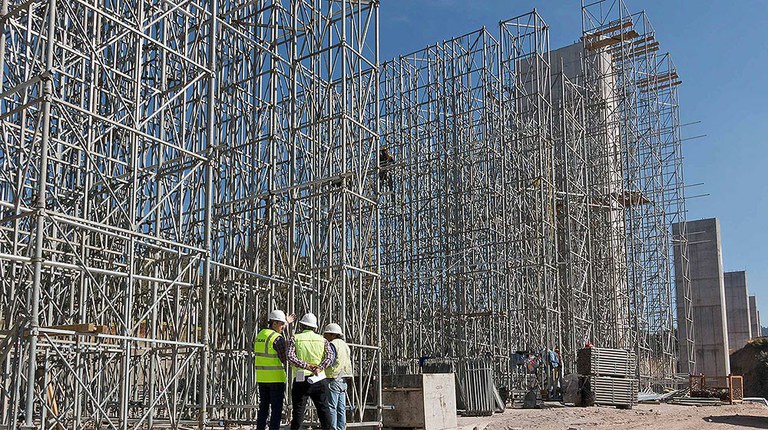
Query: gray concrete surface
750 295 762 338
724 271 751 350
673 218 730 376
382 373 457 430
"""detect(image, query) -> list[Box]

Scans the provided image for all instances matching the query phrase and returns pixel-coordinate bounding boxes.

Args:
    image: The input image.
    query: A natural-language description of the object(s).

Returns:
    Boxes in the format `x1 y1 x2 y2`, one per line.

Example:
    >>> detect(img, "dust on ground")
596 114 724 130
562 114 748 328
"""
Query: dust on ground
457 402 768 430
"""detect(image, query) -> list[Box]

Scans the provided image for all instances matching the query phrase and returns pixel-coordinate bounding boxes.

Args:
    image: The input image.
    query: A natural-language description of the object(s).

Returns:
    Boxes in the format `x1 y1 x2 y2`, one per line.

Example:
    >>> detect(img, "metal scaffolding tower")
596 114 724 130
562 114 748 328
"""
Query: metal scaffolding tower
0 0 381 428
380 1 692 392
380 28 509 374
552 67 592 375
380 11 558 390
581 0 691 385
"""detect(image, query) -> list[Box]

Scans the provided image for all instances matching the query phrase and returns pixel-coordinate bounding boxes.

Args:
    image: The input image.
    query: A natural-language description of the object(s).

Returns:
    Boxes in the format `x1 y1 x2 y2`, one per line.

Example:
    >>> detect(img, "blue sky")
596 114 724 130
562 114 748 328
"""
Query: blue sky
380 1 768 322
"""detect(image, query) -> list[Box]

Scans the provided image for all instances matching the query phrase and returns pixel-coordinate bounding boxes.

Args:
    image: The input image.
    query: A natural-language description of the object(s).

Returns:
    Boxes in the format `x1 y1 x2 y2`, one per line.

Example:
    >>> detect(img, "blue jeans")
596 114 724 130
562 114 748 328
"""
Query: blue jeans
328 378 347 430
257 382 285 430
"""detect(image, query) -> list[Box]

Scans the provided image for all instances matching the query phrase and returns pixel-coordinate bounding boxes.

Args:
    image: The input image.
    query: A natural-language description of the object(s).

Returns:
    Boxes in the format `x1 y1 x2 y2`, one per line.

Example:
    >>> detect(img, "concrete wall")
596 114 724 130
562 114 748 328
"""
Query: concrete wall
724 271 751 351
750 295 761 338
673 218 730 376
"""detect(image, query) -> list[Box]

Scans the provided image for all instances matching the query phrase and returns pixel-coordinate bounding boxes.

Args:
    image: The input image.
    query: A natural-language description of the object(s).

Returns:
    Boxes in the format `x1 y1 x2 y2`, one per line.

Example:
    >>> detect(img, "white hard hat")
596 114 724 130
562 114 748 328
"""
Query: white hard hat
268 310 287 323
323 323 344 337
299 313 318 328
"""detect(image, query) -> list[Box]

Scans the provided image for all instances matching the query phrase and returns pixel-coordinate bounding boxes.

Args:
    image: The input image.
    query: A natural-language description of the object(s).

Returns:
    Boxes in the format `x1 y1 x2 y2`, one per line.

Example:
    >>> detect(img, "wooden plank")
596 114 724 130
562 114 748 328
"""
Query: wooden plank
640 81 682 93
609 35 655 53
46 383 65 430
41 323 110 335
637 71 679 87
612 42 661 61
47 323 96 332
586 30 640 51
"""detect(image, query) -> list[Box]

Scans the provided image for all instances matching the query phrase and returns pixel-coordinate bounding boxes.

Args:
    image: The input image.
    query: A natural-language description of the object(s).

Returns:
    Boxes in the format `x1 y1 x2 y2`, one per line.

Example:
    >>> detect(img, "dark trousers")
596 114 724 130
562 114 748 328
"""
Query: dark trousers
257 382 285 430
290 379 332 430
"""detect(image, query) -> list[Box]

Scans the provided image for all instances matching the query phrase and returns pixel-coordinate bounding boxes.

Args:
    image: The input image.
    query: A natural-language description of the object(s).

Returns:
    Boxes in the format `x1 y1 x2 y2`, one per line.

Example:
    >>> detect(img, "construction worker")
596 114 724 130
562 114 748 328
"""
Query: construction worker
287 313 335 430
254 310 295 430
379 146 395 191
323 323 352 430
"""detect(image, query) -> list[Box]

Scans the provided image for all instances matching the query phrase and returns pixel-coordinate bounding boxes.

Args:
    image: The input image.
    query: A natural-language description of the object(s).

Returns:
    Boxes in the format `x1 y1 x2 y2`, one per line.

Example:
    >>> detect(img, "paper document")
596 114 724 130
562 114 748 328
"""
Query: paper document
307 374 326 384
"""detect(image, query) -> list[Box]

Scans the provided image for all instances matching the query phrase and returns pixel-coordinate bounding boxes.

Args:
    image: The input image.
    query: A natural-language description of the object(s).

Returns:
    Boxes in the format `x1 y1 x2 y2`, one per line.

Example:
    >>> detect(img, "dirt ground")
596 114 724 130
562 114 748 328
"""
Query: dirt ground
456 402 768 430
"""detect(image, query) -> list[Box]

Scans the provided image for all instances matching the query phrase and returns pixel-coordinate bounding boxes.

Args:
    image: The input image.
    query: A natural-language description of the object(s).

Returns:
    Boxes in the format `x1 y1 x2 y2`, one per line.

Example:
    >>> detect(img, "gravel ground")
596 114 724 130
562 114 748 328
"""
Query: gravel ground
456 402 768 430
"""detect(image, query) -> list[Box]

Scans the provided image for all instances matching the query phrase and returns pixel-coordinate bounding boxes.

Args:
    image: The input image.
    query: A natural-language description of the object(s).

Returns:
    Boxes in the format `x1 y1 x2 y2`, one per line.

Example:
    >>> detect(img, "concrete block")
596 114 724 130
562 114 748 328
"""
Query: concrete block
382 373 457 430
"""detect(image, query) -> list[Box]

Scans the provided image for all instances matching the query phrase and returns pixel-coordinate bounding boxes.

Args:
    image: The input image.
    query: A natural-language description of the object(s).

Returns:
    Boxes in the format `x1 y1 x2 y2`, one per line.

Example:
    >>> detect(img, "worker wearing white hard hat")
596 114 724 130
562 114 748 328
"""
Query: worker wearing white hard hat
298 312 318 328
323 323 352 430
254 309 295 430
287 312 335 430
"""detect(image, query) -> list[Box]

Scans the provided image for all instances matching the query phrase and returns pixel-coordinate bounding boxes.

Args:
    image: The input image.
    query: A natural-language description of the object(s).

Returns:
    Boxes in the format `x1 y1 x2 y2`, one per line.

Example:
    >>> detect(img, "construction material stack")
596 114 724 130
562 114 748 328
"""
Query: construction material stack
577 347 638 408
382 374 458 429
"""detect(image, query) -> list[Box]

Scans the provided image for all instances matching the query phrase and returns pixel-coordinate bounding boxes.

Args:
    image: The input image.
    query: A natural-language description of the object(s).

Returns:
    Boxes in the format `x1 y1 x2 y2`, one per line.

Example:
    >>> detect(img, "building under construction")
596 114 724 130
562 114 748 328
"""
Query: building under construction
0 0 691 428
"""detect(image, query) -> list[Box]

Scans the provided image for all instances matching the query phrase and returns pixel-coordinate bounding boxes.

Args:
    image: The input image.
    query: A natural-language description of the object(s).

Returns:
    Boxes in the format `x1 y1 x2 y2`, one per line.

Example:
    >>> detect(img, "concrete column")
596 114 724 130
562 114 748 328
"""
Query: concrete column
724 271 751 351
749 296 761 338
673 218 730 376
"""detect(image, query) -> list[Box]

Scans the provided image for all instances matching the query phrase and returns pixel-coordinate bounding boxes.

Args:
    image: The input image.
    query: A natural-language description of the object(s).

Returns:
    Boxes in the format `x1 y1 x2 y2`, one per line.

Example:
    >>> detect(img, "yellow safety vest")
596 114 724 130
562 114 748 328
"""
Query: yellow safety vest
327 338 352 378
254 328 286 383
293 330 327 379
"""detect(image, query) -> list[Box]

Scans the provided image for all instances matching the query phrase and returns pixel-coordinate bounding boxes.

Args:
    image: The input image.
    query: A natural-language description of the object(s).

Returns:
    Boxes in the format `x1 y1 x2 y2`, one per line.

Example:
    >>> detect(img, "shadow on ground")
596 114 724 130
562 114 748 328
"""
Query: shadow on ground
704 415 768 428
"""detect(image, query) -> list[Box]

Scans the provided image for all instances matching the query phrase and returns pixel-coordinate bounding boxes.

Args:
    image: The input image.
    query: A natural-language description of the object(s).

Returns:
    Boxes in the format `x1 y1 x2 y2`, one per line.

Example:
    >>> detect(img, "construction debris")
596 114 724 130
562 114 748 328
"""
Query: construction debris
637 388 684 404
743 397 768 406
669 398 724 407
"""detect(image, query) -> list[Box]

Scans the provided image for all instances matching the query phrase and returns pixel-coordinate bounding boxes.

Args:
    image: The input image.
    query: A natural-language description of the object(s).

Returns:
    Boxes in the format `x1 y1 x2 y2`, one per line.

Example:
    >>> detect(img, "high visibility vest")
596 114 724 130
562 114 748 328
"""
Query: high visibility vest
293 330 327 379
254 328 286 383
327 338 352 378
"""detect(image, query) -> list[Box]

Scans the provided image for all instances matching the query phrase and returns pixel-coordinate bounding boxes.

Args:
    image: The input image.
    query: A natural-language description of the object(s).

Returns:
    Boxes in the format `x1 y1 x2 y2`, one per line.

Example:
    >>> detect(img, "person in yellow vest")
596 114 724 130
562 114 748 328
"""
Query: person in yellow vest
287 313 335 430
255 309 296 430
323 323 352 430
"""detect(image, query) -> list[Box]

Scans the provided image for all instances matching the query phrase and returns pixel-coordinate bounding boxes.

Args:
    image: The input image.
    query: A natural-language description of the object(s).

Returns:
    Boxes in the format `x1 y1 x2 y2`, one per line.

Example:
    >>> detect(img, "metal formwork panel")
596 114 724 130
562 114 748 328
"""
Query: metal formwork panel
577 347 636 377
591 376 638 407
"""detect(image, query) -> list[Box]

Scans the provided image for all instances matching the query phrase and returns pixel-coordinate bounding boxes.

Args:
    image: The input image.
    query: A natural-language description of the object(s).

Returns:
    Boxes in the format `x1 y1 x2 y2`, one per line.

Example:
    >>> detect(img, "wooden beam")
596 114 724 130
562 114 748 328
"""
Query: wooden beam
586 30 640 51
42 323 109 335
640 81 682 93
637 71 679 88
609 35 655 54
612 42 661 61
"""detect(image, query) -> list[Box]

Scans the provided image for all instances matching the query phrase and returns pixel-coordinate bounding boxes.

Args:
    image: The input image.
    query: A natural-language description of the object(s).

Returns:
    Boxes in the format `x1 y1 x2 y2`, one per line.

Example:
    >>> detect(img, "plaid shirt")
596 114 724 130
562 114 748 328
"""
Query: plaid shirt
272 335 288 364
287 331 335 371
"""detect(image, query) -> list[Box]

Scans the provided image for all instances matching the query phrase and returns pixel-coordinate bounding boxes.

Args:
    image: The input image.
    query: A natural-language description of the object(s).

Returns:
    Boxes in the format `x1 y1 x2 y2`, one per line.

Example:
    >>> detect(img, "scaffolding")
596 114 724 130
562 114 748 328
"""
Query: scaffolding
380 25 514 377
552 65 592 375
0 0 381 428
380 1 691 392
380 12 559 391
581 0 691 385
0 0 694 425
